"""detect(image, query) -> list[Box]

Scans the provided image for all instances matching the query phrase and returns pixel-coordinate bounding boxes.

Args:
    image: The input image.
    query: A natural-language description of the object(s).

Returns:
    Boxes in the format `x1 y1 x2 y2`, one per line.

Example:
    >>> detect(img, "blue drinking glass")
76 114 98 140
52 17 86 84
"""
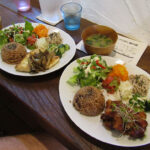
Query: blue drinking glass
60 2 82 31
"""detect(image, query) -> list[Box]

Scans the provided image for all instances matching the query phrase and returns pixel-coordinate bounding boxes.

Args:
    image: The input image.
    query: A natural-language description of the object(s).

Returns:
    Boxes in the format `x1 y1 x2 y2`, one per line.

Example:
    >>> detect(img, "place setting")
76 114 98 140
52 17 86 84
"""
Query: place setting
0 21 76 76
59 19 150 147
0 0 150 149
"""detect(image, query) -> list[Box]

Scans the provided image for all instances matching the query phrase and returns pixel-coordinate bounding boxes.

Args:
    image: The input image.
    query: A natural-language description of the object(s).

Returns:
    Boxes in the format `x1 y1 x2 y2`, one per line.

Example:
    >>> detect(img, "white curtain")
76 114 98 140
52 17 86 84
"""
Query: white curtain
80 0 150 44
39 0 150 44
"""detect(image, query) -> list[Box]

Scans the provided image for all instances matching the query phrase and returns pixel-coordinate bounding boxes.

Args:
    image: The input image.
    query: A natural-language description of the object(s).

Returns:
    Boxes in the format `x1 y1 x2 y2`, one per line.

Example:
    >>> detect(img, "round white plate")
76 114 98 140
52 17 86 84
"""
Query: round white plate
59 56 150 147
0 23 76 76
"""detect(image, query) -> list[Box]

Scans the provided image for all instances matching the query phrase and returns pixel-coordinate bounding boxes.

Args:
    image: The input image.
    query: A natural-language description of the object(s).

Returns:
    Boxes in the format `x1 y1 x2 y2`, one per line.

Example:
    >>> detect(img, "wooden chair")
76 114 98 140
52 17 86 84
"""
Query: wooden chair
0 132 68 150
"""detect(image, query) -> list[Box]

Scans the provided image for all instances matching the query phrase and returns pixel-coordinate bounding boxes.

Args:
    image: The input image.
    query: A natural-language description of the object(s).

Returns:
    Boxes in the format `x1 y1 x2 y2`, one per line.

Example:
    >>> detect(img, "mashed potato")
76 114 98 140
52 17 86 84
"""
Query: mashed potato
35 37 49 51
115 80 133 101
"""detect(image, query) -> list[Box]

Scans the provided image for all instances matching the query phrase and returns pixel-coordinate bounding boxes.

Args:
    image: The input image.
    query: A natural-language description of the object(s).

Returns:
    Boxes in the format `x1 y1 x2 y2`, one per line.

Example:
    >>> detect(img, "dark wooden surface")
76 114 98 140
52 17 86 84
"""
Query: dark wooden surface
0 132 68 150
0 102 33 136
0 1 150 150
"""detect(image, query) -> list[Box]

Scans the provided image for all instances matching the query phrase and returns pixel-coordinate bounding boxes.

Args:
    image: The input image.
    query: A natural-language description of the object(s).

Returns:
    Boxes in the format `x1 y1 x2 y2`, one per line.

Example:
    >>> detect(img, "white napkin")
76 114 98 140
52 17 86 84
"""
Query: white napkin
76 35 148 65
37 0 63 25
36 14 62 26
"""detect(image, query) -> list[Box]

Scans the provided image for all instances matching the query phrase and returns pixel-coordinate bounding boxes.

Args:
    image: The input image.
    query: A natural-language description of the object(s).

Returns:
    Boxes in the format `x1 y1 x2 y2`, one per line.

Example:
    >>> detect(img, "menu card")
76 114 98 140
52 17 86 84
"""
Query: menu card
76 35 148 65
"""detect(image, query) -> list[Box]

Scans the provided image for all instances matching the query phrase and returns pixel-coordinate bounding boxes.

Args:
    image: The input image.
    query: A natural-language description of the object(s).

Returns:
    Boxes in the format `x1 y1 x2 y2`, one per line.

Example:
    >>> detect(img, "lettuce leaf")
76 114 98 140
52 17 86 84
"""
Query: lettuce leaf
25 20 33 33
0 30 8 50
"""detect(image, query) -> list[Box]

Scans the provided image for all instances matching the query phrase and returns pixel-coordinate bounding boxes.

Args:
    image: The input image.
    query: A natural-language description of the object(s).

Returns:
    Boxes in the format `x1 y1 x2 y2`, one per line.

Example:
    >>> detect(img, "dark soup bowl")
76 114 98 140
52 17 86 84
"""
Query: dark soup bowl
81 25 118 55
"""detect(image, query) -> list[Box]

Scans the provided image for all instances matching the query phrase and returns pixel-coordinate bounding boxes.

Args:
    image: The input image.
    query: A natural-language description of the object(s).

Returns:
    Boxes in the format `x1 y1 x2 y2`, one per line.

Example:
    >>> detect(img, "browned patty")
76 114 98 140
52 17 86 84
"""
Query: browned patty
73 86 105 116
1 42 27 64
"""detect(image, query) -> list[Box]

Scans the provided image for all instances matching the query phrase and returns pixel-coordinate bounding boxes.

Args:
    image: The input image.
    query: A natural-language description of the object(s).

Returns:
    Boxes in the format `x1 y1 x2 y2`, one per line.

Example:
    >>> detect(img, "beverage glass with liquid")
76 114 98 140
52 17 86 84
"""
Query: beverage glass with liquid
60 2 82 31
0 16 2 30
14 0 31 12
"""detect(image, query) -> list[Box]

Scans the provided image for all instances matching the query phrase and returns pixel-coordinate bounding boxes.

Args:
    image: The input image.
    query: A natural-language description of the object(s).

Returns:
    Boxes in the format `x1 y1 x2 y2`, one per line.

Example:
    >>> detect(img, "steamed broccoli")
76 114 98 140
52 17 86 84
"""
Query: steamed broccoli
48 43 70 58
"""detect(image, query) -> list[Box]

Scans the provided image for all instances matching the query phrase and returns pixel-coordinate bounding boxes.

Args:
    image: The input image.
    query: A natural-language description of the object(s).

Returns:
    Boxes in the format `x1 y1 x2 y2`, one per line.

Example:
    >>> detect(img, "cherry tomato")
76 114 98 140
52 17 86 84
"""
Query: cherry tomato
9 37 14 42
102 76 119 94
103 76 114 86
81 62 89 65
27 35 37 45
91 66 96 69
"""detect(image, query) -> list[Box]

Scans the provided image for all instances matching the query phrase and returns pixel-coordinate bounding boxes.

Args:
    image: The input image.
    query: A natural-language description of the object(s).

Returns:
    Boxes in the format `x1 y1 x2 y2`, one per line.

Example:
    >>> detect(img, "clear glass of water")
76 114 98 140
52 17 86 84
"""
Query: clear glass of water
14 0 31 12
60 2 82 31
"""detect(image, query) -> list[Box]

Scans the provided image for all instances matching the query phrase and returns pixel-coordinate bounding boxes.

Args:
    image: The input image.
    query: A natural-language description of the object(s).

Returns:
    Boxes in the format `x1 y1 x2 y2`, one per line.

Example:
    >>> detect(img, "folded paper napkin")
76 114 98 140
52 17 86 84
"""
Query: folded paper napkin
36 14 62 26
76 35 148 65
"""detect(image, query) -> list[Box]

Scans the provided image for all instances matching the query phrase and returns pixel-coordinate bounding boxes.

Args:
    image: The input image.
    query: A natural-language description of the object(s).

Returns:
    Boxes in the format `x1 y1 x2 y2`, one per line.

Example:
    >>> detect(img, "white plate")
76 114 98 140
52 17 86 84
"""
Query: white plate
0 23 76 76
59 56 150 147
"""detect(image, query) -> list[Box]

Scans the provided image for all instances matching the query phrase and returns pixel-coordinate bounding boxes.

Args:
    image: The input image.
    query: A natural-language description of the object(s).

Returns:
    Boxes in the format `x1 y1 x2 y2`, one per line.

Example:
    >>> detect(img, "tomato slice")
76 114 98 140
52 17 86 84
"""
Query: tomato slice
27 35 37 45
96 60 106 69
103 76 114 85
102 76 119 94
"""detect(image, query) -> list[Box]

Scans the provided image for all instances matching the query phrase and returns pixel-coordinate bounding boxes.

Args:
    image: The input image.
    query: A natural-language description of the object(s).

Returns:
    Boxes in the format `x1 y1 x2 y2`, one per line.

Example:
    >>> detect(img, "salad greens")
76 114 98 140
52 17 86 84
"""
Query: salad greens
48 43 70 58
67 54 112 88
0 30 8 50
0 21 35 51
14 34 26 45
0 21 70 55
25 20 34 33
129 94 150 112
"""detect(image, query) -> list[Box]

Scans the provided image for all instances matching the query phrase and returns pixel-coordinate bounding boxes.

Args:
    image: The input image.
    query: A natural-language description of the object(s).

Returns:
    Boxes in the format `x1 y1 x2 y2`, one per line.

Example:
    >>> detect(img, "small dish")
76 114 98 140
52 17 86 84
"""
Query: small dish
81 25 118 55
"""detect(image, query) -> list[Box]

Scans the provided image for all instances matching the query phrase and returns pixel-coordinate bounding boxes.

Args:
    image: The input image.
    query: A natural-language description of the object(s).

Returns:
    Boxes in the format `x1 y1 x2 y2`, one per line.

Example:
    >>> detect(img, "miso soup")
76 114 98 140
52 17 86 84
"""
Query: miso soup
85 34 113 48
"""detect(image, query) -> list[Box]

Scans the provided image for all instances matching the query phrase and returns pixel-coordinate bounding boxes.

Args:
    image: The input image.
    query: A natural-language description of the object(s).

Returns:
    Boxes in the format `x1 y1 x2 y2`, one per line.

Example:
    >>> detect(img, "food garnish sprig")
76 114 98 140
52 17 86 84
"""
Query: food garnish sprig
129 94 150 112
112 102 146 137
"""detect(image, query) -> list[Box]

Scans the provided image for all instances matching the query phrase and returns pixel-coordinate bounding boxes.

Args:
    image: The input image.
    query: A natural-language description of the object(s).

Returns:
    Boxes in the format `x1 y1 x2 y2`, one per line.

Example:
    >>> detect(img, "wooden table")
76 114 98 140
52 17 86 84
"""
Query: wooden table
0 1 150 150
